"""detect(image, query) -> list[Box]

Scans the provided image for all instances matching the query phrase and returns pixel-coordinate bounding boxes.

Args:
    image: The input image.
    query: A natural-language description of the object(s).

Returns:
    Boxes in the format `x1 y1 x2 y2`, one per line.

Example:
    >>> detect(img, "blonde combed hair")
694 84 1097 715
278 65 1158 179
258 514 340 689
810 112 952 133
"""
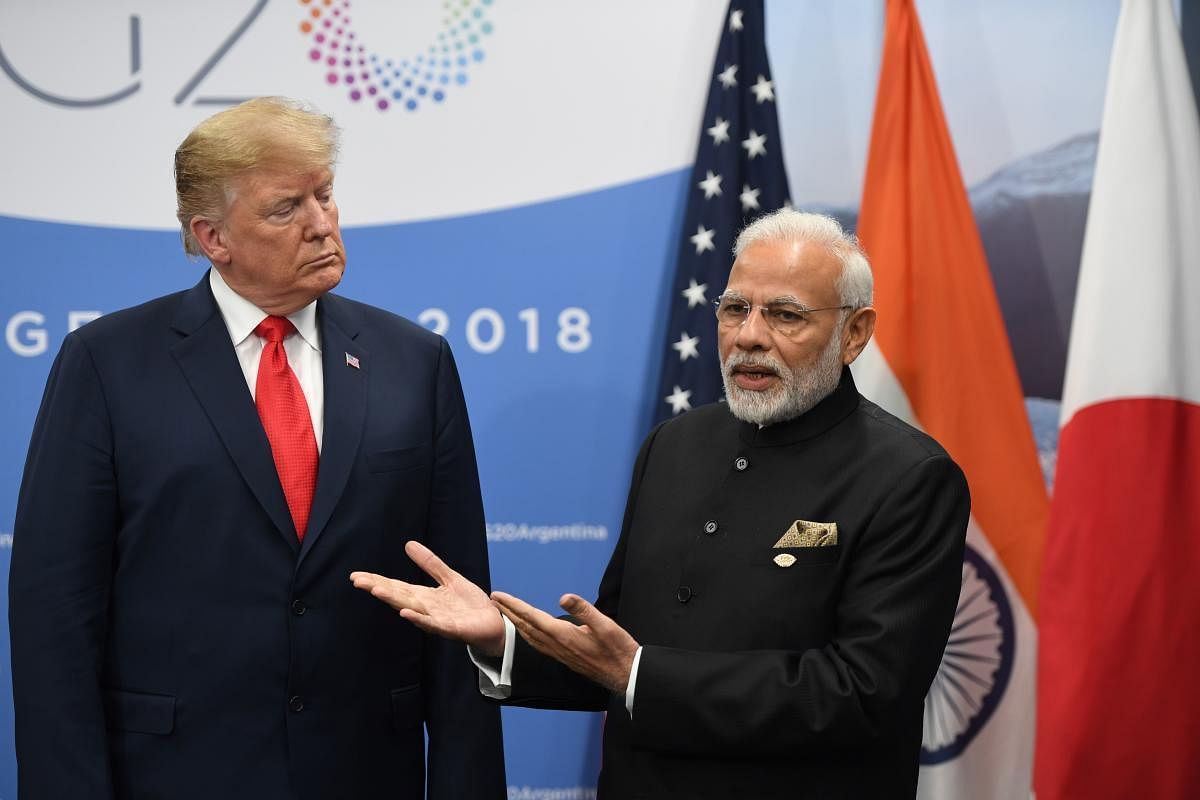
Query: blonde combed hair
174 96 341 256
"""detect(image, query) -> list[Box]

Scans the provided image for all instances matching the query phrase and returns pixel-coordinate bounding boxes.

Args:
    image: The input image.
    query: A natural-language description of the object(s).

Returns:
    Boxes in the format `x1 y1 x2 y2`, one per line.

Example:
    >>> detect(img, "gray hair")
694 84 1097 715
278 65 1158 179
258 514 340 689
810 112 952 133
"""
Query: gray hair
733 208 873 309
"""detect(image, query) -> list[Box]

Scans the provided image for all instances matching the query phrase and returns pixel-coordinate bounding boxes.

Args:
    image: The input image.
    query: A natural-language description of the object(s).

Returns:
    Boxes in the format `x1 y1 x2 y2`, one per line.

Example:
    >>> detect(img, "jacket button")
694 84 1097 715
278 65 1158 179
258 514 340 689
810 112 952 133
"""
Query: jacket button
288 695 304 713
703 520 718 535
291 599 307 616
734 456 749 471
676 586 692 603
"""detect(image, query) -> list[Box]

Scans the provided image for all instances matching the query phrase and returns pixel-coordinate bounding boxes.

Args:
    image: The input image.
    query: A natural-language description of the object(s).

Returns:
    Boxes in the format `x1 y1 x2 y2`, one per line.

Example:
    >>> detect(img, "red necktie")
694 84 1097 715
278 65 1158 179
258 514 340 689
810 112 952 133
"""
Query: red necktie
254 316 318 541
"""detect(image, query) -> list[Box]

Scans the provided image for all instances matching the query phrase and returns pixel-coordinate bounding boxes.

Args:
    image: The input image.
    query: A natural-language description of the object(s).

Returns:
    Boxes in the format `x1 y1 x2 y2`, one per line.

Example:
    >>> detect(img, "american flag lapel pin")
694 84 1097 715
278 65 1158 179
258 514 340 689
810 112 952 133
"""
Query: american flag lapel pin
345 352 360 369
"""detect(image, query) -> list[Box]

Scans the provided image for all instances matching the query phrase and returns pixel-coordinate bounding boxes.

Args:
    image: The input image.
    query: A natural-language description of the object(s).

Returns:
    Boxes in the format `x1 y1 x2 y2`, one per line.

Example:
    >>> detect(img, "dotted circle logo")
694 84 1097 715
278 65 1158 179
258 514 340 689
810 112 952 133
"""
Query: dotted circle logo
298 0 495 112
919 543 1017 765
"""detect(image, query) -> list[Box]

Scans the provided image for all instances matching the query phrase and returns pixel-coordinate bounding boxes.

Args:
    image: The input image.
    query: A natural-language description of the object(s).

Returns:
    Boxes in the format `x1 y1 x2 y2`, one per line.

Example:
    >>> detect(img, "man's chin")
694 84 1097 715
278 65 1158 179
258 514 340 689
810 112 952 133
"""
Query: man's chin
725 385 788 426
726 383 777 402
309 263 345 293
274 267 344 314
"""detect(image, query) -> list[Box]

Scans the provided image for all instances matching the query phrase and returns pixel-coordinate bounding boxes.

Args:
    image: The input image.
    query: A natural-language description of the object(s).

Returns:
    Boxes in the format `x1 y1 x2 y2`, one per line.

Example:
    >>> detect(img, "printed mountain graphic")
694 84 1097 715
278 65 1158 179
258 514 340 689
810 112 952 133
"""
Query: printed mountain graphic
805 131 1098 400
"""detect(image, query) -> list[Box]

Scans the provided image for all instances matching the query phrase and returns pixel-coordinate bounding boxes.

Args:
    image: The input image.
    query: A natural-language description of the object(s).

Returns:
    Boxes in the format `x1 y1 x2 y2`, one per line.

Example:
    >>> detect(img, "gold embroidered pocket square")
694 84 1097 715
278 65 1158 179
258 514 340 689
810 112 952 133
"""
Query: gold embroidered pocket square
773 520 839 549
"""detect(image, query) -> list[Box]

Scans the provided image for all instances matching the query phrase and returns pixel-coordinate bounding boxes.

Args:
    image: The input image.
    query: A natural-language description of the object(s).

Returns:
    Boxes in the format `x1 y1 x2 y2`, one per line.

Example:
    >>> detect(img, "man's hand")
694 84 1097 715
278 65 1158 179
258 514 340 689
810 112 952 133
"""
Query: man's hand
491 591 638 693
350 540 505 657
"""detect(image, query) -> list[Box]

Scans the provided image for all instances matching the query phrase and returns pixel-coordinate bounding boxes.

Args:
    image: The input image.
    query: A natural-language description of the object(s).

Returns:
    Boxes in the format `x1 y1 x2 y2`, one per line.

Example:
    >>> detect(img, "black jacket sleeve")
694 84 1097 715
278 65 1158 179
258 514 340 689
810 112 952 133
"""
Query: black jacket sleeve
503 424 666 711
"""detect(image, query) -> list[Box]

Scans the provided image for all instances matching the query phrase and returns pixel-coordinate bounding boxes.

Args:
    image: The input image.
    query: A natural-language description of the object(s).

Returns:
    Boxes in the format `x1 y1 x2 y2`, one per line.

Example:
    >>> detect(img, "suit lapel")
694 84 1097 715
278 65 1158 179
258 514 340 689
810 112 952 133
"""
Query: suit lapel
299 294 367 564
170 274 300 554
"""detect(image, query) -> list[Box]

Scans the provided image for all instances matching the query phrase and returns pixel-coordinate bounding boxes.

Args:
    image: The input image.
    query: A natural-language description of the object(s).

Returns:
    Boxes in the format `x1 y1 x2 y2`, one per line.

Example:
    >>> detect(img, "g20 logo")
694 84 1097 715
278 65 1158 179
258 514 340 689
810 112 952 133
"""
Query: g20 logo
299 0 495 111
0 0 495 112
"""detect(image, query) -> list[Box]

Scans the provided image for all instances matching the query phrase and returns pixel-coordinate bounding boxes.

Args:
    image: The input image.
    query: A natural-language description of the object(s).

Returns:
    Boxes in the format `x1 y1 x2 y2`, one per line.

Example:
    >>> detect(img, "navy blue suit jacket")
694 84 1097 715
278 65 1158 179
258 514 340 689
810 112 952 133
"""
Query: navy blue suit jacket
9 274 505 799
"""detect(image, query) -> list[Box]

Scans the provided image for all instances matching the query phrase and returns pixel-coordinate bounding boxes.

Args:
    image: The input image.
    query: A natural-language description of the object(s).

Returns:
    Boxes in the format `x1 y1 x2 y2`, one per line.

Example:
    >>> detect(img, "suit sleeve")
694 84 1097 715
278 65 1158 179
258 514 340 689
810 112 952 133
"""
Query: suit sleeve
421 338 507 799
9 334 117 798
628 454 970 757
502 425 662 711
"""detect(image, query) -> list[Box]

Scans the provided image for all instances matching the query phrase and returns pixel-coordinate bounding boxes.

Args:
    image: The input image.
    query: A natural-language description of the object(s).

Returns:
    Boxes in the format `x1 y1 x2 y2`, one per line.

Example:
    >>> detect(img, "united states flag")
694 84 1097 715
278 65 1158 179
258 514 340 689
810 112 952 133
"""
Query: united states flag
652 0 791 425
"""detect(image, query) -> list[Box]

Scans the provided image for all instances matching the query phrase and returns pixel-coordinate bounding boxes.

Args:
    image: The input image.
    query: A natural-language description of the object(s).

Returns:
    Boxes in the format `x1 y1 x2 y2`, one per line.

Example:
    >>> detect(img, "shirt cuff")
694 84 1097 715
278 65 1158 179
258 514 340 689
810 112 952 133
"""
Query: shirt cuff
624 645 643 718
469 616 516 699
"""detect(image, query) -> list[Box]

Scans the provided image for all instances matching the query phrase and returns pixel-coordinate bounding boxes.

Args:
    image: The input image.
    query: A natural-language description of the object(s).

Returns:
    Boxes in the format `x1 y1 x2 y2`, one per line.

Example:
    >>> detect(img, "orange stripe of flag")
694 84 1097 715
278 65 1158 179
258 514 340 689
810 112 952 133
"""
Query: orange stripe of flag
856 0 1047 615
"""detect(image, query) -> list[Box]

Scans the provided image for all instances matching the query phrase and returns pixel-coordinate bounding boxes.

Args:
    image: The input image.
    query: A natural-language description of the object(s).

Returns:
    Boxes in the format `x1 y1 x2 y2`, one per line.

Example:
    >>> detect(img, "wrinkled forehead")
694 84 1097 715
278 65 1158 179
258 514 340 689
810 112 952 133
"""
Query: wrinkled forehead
725 239 842 304
228 164 334 200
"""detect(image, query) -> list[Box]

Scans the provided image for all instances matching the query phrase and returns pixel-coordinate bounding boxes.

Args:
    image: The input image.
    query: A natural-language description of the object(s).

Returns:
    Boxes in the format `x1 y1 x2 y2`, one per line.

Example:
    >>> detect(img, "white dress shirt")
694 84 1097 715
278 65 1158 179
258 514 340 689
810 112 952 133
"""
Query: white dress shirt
208 268 324 452
471 618 644 717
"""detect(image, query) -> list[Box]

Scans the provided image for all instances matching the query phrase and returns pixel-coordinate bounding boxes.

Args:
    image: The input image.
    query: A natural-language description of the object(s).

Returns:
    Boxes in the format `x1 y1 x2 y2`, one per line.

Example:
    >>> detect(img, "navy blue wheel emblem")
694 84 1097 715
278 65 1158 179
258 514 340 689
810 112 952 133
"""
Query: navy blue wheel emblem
920 542 1016 764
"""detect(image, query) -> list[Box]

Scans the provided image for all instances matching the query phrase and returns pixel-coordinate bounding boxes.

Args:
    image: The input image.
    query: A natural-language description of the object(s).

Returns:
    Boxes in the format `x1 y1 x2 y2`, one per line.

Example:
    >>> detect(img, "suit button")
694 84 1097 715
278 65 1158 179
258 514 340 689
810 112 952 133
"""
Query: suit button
734 456 748 471
703 520 718 535
291 599 307 616
676 586 692 603
288 695 304 713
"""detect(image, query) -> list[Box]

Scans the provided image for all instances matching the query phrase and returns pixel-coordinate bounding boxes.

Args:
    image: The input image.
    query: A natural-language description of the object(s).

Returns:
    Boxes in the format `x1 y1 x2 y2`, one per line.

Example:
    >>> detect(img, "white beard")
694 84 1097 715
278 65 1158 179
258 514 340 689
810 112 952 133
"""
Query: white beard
721 328 845 426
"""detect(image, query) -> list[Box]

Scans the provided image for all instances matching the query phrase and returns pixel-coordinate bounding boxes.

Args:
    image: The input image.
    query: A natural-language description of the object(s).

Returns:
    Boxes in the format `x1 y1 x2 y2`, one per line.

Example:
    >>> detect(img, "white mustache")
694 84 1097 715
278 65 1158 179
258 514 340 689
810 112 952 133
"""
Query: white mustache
724 353 785 377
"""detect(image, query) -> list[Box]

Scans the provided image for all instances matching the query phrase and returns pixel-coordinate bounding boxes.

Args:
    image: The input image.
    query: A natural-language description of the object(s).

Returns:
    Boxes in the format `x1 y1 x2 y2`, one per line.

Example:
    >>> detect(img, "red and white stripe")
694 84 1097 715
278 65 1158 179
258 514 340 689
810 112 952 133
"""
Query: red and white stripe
1036 1 1200 796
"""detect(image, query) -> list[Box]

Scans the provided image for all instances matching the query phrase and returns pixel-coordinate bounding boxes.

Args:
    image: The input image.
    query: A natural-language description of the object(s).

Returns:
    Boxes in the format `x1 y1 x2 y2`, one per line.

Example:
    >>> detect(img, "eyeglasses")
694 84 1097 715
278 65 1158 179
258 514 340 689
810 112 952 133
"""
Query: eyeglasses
713 294 852 338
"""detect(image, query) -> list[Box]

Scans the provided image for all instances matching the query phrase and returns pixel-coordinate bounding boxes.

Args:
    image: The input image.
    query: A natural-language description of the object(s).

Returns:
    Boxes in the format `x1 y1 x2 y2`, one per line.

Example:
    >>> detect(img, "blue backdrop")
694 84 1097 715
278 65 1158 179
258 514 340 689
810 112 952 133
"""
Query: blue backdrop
0 167 690 793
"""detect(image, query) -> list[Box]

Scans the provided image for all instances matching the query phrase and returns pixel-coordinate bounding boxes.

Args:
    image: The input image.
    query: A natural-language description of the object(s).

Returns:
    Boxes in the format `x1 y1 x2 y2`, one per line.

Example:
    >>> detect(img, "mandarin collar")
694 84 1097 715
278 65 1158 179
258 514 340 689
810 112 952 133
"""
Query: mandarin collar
736 366 860 448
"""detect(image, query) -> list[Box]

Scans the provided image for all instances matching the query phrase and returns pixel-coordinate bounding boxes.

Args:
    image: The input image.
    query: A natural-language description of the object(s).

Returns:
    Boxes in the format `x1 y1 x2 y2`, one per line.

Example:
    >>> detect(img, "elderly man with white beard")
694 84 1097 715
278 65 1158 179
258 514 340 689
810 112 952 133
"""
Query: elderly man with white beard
351 209 971 800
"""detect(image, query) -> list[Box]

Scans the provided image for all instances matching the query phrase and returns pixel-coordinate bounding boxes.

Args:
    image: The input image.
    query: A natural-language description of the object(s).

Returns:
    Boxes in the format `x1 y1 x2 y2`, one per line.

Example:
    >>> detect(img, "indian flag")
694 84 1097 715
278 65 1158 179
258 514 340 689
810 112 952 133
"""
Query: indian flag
851 0 1048 797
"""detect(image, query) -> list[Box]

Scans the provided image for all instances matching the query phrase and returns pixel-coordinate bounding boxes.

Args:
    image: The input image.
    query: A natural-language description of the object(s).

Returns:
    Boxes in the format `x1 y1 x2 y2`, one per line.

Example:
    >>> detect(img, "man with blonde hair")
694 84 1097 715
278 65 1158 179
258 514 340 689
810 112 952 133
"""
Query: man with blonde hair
353 209 969 798
10 97 505 799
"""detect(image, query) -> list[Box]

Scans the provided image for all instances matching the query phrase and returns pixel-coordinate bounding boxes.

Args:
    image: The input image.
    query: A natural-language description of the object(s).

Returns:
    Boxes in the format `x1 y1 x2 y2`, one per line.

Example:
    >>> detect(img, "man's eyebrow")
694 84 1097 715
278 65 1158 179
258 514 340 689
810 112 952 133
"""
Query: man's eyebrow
721 293 811 306
261 191 301 209
770 295 802 304
260 183 331 210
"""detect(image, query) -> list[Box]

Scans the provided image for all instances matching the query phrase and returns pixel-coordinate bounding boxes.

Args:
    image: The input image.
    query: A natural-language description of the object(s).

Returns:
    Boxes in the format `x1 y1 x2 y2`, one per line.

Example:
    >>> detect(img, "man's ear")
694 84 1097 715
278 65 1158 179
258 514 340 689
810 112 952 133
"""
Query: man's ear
190 217 230 265
841 306 877 365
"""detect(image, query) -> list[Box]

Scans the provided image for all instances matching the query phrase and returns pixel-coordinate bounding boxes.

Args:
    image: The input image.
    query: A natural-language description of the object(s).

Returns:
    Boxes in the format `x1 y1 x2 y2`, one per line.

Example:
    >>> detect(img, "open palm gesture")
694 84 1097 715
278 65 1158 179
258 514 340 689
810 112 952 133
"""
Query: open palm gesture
351 540 506 657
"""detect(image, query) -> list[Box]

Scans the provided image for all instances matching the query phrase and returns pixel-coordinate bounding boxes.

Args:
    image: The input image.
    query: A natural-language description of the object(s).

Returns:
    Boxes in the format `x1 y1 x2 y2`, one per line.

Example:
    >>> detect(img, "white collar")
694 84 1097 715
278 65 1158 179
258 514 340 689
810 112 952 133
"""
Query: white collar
208 268 320 353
